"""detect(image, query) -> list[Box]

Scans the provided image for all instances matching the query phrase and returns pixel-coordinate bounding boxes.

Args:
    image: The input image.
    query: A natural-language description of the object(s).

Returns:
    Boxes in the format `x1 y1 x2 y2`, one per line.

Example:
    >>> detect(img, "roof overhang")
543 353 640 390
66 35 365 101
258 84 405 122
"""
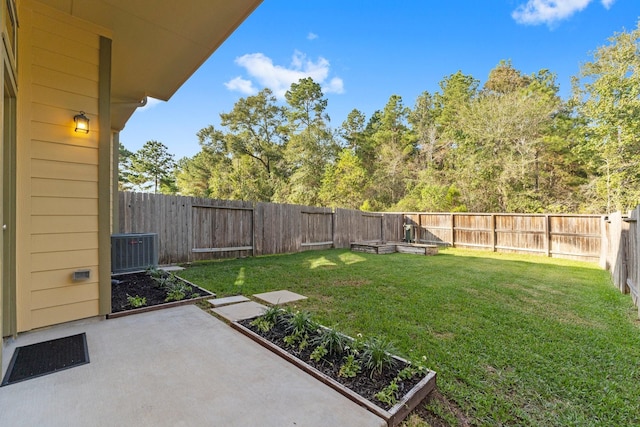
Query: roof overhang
37 0 263 130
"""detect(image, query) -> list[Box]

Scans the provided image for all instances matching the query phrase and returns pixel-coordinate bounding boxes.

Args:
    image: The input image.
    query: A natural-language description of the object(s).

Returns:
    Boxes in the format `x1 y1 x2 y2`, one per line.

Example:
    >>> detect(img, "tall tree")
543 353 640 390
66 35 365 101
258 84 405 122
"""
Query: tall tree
573 21 640 212
129 140 176 194
319 149 369 209
369 94 416 208
280 77 336 205
409 91 442 170
483 59 531 95
175 126 233 198
118 142 135 191
219 88 286 178
456 65 562 212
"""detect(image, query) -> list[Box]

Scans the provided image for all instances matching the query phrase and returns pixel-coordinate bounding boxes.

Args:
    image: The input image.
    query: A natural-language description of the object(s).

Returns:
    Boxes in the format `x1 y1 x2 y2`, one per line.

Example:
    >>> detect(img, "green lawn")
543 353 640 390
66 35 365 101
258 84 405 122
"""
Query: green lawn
178 248 640 426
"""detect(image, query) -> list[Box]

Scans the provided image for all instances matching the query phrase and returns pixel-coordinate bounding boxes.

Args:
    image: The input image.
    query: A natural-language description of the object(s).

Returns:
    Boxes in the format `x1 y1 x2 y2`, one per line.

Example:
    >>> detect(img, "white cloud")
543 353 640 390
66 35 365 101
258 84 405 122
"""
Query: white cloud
307 32 318 40
601 0 616 8
323 77 345 95
225 51 344 98
224 76 257 95
512 0 616 26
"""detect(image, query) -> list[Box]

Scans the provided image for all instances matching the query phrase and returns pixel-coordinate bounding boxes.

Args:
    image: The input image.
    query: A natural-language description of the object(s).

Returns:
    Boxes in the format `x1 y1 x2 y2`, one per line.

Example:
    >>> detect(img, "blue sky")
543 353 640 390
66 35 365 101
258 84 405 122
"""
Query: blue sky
120 0 640 160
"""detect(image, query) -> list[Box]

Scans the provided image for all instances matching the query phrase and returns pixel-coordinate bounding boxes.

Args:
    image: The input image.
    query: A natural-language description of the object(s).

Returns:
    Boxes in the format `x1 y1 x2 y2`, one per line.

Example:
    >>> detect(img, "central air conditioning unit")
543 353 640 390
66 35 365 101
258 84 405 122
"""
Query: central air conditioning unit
111 233 158 274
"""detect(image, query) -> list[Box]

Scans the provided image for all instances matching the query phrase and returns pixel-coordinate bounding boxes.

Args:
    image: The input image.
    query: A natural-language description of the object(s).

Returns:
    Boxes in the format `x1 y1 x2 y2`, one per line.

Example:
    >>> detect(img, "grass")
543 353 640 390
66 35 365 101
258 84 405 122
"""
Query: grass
178 248 640 426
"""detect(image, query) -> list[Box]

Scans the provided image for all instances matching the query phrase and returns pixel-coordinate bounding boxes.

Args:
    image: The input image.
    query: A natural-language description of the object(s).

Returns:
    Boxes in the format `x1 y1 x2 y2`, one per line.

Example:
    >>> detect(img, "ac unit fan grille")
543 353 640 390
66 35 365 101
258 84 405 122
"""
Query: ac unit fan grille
111 233 158 274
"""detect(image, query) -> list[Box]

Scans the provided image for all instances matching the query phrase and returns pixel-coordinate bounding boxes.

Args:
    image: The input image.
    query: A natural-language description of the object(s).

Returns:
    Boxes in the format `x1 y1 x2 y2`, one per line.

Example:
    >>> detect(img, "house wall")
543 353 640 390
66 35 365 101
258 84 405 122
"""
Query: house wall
16 1 111 331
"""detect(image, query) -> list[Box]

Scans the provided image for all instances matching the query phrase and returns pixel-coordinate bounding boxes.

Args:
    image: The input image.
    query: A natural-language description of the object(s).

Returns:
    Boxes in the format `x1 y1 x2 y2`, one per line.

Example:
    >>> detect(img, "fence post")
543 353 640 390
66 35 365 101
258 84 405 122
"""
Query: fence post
491 214 496 252
599 215 608 269
450 213 455 247
545 214 551 257
331 208 336 248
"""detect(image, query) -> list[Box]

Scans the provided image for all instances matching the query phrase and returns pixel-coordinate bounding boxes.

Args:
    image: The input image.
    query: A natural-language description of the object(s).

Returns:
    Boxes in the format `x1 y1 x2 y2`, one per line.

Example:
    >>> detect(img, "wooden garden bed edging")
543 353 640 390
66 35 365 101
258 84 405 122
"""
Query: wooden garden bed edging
106 277 214 319
351 241 439 256
231 320 437 427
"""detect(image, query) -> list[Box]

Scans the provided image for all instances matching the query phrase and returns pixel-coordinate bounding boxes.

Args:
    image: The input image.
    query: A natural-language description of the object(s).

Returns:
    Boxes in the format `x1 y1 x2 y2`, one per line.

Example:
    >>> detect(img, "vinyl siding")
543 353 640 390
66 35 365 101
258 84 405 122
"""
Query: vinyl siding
17 1 109 330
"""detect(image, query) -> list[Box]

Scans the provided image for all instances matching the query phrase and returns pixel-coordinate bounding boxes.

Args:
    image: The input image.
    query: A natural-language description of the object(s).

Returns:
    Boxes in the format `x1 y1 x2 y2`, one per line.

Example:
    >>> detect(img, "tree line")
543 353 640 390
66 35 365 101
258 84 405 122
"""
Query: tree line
119 23 640 214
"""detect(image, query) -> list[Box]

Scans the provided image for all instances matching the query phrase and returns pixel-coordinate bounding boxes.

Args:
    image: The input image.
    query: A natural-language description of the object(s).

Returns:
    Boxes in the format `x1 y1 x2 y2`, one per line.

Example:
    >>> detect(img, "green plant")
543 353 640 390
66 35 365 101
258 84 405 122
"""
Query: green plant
360 336 397 377
146 266 165 279
283 334 298 347
285 310 317 337
250 316 274 333
164 278 193 302
126 294 147 308
261 305 285 327
312 326 349 356
396 359 427 381
338 353 361 378
250 306 286 333
375 379 399 406
310 345 328 362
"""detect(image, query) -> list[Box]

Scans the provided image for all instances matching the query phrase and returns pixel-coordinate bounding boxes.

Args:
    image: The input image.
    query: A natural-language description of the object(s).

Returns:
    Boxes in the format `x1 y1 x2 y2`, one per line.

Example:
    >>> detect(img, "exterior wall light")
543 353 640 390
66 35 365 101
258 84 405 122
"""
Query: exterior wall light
74 111 90 134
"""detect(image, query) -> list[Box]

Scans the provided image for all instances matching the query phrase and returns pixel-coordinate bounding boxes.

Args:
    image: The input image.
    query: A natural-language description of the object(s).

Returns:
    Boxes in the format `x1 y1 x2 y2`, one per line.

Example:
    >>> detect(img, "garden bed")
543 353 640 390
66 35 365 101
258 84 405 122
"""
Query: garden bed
233 309 436 427
351 241 438 256
108 269 214 318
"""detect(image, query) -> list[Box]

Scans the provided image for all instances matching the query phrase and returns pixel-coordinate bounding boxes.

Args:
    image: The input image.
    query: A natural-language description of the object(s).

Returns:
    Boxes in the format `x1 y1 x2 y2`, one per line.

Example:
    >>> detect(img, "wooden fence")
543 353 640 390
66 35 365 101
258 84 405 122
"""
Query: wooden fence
118 192 403 264
402 212 604 262
603 210 640 318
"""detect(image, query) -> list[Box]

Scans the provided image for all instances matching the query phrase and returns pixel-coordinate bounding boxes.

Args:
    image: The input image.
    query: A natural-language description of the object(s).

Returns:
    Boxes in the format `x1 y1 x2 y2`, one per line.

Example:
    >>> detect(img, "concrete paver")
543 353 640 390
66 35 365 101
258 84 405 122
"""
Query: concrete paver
159 265 185 272
0 305 384 427
211 301 268 322
253 290 307 305
208 295 250 307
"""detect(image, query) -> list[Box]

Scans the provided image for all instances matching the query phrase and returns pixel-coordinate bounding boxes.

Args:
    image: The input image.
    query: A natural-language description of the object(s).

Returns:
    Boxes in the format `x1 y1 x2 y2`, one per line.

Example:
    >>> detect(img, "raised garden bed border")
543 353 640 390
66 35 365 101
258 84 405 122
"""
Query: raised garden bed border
231 320 437 427
351 241 439 256
106 276 214 319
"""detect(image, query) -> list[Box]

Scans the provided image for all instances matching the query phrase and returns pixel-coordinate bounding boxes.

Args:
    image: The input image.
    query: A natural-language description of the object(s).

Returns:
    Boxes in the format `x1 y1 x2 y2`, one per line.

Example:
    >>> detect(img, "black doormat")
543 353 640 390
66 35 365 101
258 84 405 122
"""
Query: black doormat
1 333 89 386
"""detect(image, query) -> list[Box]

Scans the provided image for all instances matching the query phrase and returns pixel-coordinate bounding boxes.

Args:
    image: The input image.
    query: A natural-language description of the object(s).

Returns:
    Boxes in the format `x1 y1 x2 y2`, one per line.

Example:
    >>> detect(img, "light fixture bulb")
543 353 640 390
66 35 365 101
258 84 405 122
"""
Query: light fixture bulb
74 112 90 134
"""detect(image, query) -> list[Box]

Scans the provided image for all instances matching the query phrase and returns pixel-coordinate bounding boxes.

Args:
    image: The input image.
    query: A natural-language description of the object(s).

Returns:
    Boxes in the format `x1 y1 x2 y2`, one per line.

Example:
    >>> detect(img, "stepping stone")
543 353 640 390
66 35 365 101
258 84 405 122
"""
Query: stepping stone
160 266 185 272
253 290 307 305
211 301 268 322
208 295 250 308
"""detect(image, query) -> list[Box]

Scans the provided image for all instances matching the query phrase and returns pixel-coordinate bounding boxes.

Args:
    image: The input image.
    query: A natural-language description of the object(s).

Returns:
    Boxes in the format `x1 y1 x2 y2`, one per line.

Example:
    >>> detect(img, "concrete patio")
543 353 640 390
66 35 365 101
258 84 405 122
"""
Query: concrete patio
0 305 384 427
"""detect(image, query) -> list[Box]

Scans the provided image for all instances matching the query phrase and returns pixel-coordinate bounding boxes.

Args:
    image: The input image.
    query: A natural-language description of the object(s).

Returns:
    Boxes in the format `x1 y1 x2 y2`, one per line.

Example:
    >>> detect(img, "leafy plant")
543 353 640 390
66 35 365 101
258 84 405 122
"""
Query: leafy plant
312 326 349 356
261 305 285 327
285 310 317 337
360 336 397 377
126 294 147 308
283 334 298 347
310 345 328 362
163 277 193 302
146 266 165 279
375 379 399 406
338 354 361 378
250 316 274 333
250 306 285 333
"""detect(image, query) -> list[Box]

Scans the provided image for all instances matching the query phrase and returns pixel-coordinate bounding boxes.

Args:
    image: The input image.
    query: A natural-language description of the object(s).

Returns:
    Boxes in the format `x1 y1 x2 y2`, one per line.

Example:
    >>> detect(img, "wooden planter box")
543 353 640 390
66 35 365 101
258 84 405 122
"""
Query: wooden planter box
395 243 439 256
231 321 437 427
351 242 439 256
351 242 397 254
106 277 214 319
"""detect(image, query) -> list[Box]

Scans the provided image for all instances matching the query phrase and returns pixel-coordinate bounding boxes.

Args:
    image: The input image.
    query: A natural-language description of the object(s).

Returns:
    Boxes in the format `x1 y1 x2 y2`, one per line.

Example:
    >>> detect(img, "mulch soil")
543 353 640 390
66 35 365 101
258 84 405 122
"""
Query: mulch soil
111 271 209 313
238 317 423 410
